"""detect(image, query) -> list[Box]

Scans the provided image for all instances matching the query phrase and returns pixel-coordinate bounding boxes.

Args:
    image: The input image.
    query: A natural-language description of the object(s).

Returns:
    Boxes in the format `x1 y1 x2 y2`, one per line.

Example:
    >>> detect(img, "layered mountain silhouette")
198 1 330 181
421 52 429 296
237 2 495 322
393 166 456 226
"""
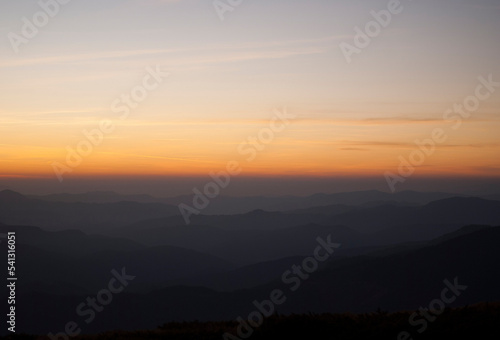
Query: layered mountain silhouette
0 189 179 232
24 189 474 214
2 223 500 334
1 189 499 336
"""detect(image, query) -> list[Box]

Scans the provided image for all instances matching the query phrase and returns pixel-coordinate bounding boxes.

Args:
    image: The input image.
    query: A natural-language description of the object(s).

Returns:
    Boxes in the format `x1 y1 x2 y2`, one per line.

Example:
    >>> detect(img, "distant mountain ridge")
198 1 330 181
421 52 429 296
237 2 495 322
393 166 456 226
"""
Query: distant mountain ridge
21 189 492 215
0 189 31 203
28 191 162 204
0 189 180 232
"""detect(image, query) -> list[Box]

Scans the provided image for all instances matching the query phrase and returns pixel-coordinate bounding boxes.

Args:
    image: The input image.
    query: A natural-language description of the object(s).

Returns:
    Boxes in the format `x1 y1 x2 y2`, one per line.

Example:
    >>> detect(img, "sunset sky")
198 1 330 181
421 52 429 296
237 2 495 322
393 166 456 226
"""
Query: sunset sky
0 0 499 195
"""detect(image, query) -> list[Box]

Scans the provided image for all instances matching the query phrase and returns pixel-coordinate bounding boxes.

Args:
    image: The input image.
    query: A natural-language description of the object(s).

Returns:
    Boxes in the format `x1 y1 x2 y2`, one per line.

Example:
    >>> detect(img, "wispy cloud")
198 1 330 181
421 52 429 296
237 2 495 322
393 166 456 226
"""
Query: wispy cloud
0 35 336 68
338 141 500 149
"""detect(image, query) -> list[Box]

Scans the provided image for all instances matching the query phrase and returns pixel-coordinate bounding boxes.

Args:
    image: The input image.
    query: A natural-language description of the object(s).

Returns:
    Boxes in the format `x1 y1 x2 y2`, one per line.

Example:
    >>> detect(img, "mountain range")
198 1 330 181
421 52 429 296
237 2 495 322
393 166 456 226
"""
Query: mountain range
0 188 499 335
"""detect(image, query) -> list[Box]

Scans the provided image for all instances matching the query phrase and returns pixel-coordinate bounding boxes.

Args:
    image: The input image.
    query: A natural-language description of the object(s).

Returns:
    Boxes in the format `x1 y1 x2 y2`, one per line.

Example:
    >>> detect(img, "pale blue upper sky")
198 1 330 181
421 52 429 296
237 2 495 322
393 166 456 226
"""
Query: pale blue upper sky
1 0 499 122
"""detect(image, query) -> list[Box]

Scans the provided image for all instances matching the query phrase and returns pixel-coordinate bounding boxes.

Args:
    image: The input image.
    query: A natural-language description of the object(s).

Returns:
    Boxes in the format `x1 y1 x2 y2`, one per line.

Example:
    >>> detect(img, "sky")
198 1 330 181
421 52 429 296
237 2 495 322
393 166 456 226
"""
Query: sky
0 0 499 196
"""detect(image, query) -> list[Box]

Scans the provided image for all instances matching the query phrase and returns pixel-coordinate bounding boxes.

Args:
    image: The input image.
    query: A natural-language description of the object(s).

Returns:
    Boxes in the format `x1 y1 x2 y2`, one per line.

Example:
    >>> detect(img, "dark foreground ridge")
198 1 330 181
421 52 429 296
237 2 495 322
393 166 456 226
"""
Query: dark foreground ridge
7 302 500 340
